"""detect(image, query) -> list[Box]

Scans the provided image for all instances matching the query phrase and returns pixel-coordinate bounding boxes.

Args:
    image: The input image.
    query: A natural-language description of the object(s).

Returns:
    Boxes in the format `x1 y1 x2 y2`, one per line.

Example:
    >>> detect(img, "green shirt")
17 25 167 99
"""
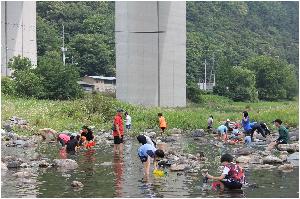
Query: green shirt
277 125 289 143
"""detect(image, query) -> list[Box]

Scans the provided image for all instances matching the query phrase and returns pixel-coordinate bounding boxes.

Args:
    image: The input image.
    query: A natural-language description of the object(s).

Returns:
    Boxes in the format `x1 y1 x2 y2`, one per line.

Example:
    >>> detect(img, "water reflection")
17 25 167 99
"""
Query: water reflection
113 148 124 197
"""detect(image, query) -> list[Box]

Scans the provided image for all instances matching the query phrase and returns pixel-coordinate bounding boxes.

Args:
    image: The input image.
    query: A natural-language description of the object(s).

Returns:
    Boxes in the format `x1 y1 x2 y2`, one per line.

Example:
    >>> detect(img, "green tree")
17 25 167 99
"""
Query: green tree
8 55 33 71
241 55 298 100
1 77 16 95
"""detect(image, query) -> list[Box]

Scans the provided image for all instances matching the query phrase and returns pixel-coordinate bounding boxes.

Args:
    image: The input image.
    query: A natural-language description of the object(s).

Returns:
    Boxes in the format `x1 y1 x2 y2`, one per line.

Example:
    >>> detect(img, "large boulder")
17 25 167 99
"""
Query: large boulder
38 128 57 141
192 129 205 137
262 155 283 164
53 159 78 170
236 148 254 156
236 156 252 163
277 143 299 153
278 164 294 172
170 164 187 171
287 152 299 166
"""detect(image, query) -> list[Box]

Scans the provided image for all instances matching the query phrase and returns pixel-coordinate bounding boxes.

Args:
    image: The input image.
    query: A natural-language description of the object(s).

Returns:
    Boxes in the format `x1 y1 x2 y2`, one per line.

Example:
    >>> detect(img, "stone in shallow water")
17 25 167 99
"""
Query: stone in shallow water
262 155 283 164
287 152 299 166
53 159 78 170
170 164 186 171
278 164 294 172
71 181 84 188
12 171 33 178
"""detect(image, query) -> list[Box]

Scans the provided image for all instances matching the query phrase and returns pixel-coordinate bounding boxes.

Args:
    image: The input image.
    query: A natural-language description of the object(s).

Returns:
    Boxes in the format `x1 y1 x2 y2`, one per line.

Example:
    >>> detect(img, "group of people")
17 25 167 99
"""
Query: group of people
57 125 95 153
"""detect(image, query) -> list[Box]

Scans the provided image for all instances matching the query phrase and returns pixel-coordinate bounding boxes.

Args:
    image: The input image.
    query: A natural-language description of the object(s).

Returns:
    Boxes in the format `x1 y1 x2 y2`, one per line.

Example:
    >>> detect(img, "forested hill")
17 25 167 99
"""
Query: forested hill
36 1 299 82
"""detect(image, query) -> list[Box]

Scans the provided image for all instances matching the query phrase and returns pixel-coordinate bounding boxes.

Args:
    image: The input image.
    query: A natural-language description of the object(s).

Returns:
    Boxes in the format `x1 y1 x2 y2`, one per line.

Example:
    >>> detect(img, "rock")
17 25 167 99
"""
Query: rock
192 129 205 137
277 143 299 153
157 142 167 151
249 155 262 164
287 152 299 166
160 137 176 143
7 132 18 140
278 164 294 172
146 132 156 138
14 140 26 146
193 137 207 142
6 160 23 168
2 123 12 132
170 128 182 134
18 119 28 125
290 136 298 141
280 151 289 155
170 164 186 171
31 135 44 143
13 171 33 178
279 155 288 162
253 164 277 170
20 163 30 168
262 155 283 164
236 148 254 156
2 156 15 163
1 162 8 170
100 162 112 166
53 159 78 170
39 160 51 168
30 153 41 161
71 181 84 188
236 156 252 163
38 128 57 141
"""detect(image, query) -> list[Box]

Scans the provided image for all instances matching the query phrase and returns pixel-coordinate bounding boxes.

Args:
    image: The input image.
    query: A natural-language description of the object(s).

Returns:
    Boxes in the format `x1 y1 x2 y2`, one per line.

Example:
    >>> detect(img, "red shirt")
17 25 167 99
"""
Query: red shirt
113 114 124 136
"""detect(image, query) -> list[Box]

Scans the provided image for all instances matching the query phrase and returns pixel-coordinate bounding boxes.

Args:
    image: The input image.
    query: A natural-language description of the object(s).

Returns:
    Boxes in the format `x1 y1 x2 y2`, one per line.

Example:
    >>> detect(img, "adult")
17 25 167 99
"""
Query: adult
113 109 124 155
66 134 79 154
125 112 132 133
57 133 70 148
241 111 266 140
267 119 289 151
81 125 95 149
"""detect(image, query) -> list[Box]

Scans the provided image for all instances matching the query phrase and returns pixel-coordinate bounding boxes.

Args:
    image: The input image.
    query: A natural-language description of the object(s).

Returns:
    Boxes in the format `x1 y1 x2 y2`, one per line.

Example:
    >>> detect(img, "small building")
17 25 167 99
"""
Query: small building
79 75 116 93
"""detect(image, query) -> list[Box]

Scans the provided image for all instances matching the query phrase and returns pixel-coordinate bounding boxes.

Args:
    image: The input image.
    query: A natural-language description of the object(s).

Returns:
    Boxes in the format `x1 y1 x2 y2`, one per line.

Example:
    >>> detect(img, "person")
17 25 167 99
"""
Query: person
207 115 214 129
217 124 228 141
202 153 245 191
137 135 165 178
113 109 124 155
81 125 95 149
141 133 156 147
241 111 266 141
124 112 132 133
224 119 232 131
267 119 289 151
57 133 70 148
158 113 167 136
66 134 79 154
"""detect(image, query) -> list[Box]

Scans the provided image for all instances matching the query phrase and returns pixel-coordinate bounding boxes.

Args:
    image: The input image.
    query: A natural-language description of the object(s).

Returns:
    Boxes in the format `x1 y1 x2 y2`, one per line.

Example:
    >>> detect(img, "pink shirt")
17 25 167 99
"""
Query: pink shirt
59 134 70 143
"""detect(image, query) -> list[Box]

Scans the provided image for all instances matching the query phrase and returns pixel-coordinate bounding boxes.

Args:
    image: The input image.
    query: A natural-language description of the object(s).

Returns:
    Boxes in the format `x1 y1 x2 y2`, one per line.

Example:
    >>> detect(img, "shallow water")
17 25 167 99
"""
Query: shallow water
1 137 299 198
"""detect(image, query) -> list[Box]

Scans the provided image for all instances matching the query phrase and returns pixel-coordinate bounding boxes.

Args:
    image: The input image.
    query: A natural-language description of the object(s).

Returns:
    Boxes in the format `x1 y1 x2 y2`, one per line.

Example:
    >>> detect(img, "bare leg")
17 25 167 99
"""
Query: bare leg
266 141 277 151
144 158 151 176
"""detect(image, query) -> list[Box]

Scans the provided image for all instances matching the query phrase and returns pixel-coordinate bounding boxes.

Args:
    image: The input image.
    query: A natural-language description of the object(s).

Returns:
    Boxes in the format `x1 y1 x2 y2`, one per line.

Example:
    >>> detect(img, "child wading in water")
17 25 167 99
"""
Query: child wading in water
202 153 245 191
158 113 167 136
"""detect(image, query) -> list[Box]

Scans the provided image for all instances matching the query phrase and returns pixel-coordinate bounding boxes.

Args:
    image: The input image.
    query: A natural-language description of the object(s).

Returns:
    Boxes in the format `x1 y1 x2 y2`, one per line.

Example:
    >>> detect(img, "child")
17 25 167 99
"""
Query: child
158 113 167 136
207 115 214 129
217 124 228 141
81 125 95 149
202 153 245 191
125 112 132 133
57 133 70 148
137 135 165 177
66 134 79 154
267 119 289 151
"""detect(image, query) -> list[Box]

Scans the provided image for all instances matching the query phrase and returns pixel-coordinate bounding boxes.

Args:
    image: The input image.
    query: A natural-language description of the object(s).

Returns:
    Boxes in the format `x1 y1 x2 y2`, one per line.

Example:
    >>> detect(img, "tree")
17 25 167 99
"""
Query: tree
241 55 298 100
8 55 33 71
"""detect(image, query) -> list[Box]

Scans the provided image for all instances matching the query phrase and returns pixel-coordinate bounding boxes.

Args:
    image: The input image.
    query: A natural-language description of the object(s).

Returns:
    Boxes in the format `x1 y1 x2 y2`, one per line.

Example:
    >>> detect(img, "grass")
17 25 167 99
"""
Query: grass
1 93 298 136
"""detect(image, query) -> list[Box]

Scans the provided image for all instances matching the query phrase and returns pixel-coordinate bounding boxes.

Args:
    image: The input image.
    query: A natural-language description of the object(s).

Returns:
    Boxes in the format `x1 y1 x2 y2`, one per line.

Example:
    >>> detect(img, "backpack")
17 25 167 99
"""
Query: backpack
226 163 245 183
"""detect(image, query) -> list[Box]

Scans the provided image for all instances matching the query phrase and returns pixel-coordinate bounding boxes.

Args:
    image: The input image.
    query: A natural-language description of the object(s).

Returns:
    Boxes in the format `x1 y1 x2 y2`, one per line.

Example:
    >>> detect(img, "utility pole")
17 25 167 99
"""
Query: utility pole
61 25 67 65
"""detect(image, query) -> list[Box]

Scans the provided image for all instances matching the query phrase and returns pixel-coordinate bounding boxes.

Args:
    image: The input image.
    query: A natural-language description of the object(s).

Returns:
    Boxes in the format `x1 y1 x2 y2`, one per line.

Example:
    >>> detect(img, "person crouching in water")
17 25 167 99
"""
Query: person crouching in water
202 153 245 191
57 133 70 148
217 124 228 142
137 135 165 178
66 133 80 154
80 126 95 149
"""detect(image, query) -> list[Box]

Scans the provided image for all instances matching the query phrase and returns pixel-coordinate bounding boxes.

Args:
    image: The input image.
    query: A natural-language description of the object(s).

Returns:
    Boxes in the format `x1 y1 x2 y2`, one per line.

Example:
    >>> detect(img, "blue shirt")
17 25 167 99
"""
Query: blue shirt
217 125 228 133
242 117 252 131
138 143 156 158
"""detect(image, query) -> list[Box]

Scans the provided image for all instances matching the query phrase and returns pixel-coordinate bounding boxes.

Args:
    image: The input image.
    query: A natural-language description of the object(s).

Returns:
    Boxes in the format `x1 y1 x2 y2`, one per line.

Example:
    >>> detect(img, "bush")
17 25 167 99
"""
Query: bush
1 77 16 95
187 81 203 103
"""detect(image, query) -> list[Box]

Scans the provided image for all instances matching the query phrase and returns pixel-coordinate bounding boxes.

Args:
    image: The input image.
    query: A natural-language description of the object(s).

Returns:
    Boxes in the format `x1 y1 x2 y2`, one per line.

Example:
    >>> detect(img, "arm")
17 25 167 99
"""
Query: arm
115 124 121 138
153 157 158 170
206 173 226 181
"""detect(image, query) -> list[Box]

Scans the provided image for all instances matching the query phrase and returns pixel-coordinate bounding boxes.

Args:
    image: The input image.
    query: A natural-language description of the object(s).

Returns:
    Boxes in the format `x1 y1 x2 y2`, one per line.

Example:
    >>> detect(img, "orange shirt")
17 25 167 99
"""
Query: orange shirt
159 116 167 128
113 114 124 136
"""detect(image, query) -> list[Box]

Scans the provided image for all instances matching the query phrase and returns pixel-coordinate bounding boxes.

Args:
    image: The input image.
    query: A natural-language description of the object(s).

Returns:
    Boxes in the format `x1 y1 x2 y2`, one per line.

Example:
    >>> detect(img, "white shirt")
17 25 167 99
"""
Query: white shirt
144 135 155 146
126 115 131 125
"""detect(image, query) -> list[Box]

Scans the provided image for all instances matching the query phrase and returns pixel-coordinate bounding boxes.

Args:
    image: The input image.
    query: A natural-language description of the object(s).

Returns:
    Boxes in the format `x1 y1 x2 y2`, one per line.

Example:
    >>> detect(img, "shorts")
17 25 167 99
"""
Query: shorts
114 135 124 144
161 127 166 132
222 181 243 189
277 140 287 144
139 150 155 163
126 124 131 129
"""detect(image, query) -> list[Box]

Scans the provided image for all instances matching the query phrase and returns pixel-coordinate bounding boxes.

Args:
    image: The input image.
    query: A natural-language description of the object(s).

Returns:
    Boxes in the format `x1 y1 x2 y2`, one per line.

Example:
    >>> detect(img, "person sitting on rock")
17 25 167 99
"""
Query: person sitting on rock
137 135 165 178
57 133 70 148
266 119 289 151
202 153 245 191
217 124 228 142
242 111 269 141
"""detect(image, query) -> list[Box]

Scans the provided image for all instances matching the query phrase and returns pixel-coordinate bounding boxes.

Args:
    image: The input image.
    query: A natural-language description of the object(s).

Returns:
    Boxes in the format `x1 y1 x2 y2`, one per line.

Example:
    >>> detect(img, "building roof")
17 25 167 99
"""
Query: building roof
87 76 116 81
77 81 95 86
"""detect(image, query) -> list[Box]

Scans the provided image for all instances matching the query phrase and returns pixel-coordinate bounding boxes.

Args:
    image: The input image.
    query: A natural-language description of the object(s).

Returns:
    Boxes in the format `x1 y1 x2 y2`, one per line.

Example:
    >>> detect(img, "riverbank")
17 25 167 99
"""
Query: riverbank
1 94 298 136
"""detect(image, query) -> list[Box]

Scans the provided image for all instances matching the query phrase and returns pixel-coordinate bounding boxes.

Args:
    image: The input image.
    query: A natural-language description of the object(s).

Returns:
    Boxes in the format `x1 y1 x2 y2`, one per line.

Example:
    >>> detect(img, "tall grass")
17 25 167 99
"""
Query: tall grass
1 93 298 136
